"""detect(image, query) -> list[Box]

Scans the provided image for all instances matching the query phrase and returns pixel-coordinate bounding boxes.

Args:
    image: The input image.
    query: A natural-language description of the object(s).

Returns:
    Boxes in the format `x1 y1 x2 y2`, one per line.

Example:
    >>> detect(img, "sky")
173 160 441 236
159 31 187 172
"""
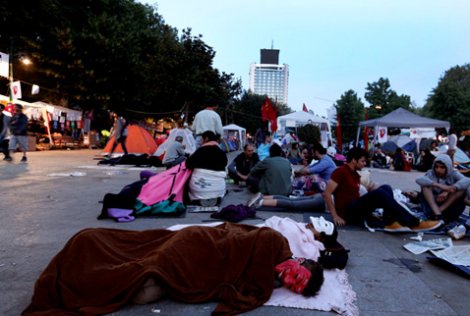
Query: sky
139 0 470 118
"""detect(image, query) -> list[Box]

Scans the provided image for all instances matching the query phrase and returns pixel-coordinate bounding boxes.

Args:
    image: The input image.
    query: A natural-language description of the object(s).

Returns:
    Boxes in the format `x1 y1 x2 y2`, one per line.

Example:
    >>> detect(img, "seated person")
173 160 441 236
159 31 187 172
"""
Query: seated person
392 148 410 171
227 144 259 184
299 145 313 166
161 136 187 169
23 223 324 316
248 192 325 213
257 132 272 161
415 148 435 172
294 143 337 193
185 131 227 205
370 147 389 169
323 147 442 232
416 154 470 222
247 143 292 196
286 142 302 164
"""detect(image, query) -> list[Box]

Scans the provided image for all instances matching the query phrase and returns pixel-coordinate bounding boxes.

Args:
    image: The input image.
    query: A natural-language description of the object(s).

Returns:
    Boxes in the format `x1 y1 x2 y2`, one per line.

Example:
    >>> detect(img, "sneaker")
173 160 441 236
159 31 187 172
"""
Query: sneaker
247 192 263 208
4 156 12 161
383 221 412 233
411 220 443 232
21 156 27 162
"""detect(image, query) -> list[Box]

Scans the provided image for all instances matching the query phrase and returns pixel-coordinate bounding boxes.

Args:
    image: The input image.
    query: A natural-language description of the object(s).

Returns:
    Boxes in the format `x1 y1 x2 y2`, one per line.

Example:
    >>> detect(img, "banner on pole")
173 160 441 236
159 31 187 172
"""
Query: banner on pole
0 52 9 78
11 81 22 99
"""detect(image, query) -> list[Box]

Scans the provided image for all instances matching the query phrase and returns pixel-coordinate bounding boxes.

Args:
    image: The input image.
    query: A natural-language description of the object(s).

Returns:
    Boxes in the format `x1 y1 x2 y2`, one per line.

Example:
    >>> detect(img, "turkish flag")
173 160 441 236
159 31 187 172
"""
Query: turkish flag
10 81 22 99
364 111 369 150
302 103 308 112
261 96 278 132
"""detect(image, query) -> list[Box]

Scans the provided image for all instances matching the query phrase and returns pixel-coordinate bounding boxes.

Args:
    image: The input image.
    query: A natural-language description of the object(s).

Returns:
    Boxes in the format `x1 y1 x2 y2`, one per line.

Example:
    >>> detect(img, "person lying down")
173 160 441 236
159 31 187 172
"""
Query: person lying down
22 223 324 316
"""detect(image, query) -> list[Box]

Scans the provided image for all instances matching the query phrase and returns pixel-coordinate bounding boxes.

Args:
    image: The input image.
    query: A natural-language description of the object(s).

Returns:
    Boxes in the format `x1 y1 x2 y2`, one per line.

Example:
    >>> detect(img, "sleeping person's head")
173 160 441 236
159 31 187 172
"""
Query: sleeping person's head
274 257 324 297
306 216 338 245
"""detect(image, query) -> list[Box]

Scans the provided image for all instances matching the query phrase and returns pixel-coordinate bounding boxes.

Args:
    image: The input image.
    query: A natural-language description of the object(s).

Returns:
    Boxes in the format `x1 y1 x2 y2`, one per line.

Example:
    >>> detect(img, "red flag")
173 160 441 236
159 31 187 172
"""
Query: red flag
336 113 342 153
302 103 308 112
363 110 369 151
261 96 278 132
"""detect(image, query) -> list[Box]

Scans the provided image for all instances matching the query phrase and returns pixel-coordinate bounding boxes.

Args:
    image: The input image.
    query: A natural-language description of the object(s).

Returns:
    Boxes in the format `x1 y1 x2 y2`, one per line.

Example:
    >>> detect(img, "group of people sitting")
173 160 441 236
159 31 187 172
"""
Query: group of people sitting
22 121 470 315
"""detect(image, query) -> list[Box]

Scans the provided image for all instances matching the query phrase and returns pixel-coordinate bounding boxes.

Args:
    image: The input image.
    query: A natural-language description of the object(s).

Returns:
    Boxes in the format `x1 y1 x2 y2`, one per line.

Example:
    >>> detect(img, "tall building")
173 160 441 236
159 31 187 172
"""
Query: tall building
249 49 289 105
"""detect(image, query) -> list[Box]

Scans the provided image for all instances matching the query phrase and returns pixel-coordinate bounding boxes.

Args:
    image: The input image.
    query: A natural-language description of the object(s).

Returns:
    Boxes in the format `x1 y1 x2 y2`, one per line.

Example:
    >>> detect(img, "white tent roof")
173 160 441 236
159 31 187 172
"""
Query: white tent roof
277 111 329 124
223 123 246 131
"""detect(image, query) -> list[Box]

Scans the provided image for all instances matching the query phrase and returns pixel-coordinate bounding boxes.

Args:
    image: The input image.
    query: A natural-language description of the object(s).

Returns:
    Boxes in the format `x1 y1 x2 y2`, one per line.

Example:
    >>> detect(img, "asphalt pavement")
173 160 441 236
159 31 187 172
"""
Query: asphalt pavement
0 149 468 316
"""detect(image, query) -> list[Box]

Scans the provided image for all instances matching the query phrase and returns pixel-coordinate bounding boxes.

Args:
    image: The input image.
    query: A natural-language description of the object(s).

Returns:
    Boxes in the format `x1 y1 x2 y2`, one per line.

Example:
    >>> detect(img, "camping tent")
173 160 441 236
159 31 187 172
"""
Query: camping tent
222 124 246 150
277 111 331 147
357 107 450 146
103 125 157 156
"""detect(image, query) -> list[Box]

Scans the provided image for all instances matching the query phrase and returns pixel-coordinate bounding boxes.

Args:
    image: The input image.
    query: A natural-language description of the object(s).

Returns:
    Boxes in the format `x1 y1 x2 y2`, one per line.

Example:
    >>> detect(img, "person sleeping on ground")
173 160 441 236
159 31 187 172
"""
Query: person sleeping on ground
22 223 324 316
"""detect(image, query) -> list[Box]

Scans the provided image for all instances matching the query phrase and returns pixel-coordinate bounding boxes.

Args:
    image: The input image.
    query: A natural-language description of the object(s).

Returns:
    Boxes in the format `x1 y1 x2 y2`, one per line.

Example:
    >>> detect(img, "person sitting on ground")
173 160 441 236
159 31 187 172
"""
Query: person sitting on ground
322 147 442 232
248 191 325 213
370 146 389 169
247 143 292 196
391 147 409 171
23 223 324 316
162 136 187 169
415 154 470 222
415 148 435 172
185 131 228 205
294 143 337 193
227 143 259 184
257 132 272 161
299 145 312 166
286 142 302 164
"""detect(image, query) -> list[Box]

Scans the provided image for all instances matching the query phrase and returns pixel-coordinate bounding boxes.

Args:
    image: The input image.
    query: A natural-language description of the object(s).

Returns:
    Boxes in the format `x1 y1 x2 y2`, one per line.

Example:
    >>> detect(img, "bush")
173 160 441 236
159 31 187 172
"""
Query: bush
297 124 321 144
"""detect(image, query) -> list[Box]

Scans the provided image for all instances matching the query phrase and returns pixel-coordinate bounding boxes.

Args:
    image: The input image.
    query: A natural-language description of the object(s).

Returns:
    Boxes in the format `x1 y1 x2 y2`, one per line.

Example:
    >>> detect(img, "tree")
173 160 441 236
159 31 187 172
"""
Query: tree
364 77 411 118
423 64 470 131
334 90 365 144
0 0 241 121
297 124 320 145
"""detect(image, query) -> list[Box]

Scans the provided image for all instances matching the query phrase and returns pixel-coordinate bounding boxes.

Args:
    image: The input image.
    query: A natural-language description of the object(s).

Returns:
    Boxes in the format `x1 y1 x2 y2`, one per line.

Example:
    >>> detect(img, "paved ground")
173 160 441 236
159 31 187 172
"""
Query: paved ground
0 149 469 316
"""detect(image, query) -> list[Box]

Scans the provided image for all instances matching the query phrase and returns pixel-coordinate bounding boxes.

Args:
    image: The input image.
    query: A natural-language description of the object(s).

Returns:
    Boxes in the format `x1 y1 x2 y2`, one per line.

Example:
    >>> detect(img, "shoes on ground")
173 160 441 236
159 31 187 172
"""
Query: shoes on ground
21 156 27 162
411 220 443 232
247 192 263 208
383 221 412 232
4 156 12 161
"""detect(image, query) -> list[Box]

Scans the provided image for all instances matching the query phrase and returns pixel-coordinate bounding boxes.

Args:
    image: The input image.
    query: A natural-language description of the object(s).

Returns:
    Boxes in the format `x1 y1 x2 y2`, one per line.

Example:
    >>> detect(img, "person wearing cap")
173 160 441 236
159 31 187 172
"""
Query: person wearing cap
162 135 187 169
8 103 29 162
0 104 12 161
323 147 443 232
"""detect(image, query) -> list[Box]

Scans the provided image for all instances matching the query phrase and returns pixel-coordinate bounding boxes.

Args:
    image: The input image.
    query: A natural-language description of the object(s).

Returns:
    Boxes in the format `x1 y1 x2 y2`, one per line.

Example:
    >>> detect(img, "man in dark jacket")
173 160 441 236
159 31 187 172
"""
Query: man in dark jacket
8 104 28 162
228 144 259 184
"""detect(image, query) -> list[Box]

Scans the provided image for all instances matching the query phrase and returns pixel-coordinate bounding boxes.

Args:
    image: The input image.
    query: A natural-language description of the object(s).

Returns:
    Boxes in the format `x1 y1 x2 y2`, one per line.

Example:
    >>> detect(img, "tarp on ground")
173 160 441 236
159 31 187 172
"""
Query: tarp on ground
359 107 450 129
103 124 157 155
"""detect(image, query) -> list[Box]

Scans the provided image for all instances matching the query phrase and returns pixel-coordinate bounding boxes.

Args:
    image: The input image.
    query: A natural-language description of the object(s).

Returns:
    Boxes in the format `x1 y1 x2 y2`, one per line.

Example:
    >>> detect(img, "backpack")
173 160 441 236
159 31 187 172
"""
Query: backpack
318 241 350 270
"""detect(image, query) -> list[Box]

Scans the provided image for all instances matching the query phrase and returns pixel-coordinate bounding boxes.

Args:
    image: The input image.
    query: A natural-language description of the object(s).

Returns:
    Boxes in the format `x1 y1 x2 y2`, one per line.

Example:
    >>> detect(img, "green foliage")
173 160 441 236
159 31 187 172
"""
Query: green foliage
297 124 321 145
334 90 365 144
0 0 242 119
364 77 411 118
424 64 470 132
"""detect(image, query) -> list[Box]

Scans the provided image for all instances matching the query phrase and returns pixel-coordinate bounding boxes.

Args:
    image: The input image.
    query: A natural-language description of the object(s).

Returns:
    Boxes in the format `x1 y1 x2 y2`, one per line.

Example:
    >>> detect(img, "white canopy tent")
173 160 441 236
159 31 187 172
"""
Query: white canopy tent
277 111 331 147
223 124 246 150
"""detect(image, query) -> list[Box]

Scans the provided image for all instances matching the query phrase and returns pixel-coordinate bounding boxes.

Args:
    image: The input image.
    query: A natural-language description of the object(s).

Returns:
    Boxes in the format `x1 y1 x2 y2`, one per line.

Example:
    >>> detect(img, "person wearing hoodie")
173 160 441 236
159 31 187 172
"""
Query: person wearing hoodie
416 154 470 222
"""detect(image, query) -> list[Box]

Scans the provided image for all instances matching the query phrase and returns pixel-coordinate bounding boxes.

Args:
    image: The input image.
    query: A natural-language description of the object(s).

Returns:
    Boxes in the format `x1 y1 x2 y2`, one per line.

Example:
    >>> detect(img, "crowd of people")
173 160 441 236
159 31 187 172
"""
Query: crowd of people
21 104 470 315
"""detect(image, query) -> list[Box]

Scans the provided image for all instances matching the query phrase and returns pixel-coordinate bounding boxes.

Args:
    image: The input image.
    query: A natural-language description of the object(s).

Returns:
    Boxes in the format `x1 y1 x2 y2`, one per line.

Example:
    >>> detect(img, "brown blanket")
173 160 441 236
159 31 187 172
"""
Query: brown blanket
22 223 292 315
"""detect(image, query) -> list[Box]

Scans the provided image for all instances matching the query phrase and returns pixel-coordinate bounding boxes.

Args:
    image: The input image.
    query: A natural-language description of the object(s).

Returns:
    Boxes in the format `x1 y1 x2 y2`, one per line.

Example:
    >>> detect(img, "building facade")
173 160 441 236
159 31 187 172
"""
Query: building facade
249 49 289 105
